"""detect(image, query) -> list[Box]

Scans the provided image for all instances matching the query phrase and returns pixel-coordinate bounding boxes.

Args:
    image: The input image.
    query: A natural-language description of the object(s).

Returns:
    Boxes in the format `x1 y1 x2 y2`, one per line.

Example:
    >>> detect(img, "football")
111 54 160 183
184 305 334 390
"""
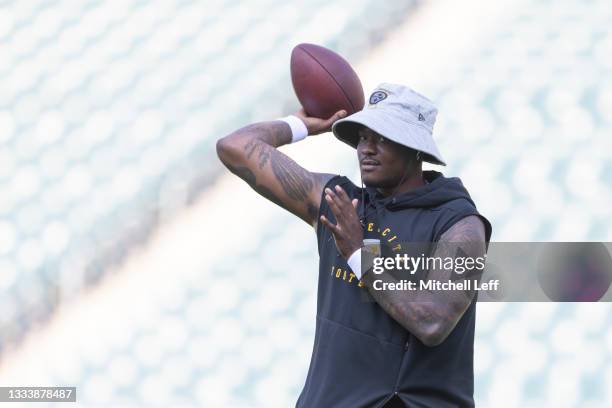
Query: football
290 43 365 119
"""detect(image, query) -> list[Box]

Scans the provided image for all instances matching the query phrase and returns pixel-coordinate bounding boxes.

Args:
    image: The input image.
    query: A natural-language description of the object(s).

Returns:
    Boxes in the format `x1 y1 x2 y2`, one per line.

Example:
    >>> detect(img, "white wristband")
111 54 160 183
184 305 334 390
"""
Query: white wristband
277 115 308 143
347 248 362 280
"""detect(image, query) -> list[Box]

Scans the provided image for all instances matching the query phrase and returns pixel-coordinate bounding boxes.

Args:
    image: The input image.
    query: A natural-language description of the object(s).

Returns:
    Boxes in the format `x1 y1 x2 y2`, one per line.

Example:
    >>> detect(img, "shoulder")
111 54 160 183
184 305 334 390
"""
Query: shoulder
440 215 486 242
431 197 475 213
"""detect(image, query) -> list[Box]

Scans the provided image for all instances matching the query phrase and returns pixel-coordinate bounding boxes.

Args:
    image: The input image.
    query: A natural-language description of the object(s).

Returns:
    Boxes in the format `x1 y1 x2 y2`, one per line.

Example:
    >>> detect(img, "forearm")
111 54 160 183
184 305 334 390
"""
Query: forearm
241 121 292 147
360 270 451 347
217 121 292 164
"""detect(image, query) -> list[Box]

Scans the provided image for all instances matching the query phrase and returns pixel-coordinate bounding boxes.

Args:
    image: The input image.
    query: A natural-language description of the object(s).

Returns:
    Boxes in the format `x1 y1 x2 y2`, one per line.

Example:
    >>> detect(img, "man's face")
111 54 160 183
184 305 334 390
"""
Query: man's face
357 126 415 188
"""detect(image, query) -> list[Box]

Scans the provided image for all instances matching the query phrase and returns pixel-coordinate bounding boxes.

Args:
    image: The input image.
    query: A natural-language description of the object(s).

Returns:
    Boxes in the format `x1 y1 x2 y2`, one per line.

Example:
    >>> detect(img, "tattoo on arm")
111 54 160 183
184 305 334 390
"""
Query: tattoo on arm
238 122 292 147
225 163 285 209
226 164 256 187
307 202 320 223
361 265 443 344
221 121 333 223
361 215 487 346
241 138 316 201
270 152 314 201
244 138 271 170
439 215 487 248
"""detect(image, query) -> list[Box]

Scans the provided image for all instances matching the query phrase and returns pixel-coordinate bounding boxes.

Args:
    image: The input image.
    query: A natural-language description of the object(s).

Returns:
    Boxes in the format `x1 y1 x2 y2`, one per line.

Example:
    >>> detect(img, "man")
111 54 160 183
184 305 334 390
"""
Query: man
216 83 492 407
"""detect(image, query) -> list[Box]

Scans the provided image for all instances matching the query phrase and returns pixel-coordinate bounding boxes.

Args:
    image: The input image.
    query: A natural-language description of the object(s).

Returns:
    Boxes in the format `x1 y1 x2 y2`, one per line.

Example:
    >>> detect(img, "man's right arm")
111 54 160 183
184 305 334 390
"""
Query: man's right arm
215 109 346 227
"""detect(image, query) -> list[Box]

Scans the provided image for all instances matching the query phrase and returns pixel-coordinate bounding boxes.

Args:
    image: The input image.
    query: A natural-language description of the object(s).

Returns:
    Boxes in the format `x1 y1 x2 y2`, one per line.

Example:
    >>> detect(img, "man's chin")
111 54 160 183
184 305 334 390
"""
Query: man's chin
360 176 382 188
360 174 397 189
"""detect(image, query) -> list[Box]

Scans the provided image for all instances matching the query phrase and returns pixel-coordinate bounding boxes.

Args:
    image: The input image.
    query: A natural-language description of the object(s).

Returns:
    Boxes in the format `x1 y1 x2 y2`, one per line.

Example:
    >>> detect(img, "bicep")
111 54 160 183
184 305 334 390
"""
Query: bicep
425 215 487 311
419 215 486 338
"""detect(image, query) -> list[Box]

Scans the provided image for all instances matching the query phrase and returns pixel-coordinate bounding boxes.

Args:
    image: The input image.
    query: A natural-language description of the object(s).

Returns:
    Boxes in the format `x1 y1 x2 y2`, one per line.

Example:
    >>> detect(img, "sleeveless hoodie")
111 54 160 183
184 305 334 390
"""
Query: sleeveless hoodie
296 170 492 408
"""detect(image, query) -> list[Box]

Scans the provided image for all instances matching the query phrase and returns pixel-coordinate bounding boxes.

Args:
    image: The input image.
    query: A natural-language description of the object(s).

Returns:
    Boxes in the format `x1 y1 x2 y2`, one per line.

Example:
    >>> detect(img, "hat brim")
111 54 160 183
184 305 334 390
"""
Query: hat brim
331 109 446 166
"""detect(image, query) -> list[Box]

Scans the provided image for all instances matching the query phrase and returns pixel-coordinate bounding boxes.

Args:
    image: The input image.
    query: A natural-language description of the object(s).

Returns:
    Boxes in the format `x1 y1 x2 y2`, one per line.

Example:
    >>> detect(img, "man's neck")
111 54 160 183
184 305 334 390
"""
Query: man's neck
377 169 425 197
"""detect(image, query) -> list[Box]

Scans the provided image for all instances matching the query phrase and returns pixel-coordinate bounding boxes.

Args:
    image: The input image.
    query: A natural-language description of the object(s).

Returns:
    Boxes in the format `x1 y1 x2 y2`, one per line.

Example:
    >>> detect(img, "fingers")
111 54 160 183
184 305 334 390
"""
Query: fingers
298 109 347 135
294 108 346 122
321 110 347 129
326 186 354 213
334 185 350 202
326 186 355 211
325 186 359 228
325 190 343 220
325 186 348 204
331 109 347 121
319 215 339 234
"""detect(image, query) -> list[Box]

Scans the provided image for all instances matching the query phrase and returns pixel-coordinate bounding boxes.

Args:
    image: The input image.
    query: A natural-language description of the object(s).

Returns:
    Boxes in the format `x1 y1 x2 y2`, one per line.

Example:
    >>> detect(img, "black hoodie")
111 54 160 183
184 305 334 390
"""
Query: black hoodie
297 171 492 408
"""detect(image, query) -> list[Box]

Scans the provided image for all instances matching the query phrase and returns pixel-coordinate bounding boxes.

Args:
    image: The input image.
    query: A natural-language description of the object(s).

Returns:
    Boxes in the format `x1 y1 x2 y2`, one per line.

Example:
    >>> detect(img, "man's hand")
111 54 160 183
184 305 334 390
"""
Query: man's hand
294 108 346 136
319 185 363 259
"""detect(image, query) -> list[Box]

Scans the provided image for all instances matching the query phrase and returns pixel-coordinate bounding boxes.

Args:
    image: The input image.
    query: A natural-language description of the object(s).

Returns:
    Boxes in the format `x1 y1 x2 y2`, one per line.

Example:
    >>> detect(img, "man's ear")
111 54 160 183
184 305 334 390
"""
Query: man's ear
403 148 420 171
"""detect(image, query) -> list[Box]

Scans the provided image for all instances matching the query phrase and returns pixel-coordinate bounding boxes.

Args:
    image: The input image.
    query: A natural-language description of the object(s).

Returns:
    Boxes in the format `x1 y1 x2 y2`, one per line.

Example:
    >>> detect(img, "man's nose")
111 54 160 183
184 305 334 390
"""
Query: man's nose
358 139 376 155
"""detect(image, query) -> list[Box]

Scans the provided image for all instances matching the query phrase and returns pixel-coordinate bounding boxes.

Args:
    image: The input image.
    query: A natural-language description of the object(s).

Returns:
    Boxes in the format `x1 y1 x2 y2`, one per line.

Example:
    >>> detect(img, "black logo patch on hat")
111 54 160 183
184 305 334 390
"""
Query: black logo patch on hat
418 113 426 121
369 91 388 105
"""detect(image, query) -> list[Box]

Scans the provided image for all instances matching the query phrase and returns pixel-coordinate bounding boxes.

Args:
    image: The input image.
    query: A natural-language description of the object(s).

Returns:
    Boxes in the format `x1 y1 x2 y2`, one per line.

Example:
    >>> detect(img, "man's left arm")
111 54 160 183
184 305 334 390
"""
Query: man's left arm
319 184 487 347
360 215 486 347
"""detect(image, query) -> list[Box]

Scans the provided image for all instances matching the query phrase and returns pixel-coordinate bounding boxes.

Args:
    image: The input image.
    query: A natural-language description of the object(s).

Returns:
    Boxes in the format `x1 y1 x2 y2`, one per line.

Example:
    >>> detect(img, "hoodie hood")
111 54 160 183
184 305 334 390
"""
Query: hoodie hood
363 170 476 212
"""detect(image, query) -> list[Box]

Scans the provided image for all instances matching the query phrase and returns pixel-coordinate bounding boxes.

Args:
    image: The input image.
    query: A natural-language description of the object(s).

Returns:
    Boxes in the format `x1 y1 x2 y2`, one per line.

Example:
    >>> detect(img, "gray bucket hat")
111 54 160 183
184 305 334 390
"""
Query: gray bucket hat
332 83 446 166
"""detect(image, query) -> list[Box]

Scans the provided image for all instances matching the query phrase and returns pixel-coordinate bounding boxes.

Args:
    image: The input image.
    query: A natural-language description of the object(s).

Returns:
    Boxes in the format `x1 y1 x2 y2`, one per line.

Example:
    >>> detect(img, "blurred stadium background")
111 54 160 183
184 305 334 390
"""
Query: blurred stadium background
1 0 612 406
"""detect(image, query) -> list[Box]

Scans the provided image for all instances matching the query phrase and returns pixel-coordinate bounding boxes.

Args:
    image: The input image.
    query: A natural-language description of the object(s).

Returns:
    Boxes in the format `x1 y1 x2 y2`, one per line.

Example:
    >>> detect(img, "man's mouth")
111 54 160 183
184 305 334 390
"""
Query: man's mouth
360 159 380 171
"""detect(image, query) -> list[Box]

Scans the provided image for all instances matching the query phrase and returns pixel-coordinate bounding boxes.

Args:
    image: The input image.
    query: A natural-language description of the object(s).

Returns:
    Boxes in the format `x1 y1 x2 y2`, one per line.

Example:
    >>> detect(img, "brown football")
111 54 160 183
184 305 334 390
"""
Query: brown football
290 43 365 119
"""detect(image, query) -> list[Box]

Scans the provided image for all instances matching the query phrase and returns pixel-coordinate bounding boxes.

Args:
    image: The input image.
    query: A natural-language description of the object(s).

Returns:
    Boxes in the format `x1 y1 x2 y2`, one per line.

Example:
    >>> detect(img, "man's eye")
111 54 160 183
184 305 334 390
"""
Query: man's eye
359 135 367 142
378 136 385 143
